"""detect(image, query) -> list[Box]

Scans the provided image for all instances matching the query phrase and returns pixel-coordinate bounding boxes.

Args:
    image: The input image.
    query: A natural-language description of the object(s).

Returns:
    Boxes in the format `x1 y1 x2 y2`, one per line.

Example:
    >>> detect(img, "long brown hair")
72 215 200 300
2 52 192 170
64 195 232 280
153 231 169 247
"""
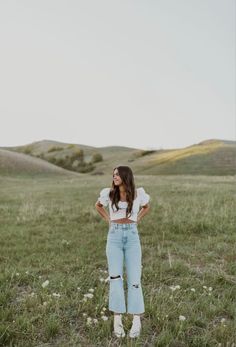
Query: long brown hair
109 166 136 218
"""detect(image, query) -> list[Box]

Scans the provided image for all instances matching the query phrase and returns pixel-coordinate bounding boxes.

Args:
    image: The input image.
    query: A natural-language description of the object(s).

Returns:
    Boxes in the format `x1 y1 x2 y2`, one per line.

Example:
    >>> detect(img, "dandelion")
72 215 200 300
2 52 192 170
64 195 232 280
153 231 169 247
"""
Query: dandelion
42 280 49 288
101 315 108 321
88 288 94 293
190 288 196 292
179 315 186 321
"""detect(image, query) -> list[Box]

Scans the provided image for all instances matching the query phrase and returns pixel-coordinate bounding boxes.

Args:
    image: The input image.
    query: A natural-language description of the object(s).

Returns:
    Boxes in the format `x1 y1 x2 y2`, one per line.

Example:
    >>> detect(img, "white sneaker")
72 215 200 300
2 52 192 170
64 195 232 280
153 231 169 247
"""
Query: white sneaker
113 314 125 338
129 315 141 338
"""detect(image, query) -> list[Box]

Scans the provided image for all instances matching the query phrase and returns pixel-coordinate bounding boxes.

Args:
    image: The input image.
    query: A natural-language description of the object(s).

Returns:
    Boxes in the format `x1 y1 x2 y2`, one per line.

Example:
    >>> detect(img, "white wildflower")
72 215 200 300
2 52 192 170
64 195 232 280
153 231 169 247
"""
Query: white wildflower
179 315 186 321
52 293 61 298
42 280 49 288
93 318 98 324
25 271 29 275
221 318 226 323
84 293 94 299
190 288 196 292
208 287 213 291
99 278 105 282
169 285 180 291
104 276 110 283
101 315 108 321
43 301 47 306
77 287 81 291
88 288 94 293
102 307 106 311
62 239 70 245
16 273 20 276
86 317 92 325
203 285 207 289
83 313 87 317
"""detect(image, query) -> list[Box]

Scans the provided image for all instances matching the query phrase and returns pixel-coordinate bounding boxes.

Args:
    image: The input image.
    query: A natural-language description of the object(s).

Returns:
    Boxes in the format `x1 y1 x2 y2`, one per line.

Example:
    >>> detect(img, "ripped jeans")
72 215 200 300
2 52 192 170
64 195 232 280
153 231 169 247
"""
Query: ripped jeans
105 222 145 314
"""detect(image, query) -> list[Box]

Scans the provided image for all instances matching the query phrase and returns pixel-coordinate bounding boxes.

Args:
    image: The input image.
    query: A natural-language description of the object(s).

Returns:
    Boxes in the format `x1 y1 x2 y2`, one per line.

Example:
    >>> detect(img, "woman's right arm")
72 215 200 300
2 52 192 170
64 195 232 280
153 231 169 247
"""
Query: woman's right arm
95 201 110 224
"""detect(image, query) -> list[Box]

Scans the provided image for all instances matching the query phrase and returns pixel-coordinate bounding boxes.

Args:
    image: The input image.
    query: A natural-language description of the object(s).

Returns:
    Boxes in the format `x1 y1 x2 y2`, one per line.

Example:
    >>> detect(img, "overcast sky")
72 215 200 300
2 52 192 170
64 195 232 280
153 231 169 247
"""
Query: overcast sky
0 0 235 150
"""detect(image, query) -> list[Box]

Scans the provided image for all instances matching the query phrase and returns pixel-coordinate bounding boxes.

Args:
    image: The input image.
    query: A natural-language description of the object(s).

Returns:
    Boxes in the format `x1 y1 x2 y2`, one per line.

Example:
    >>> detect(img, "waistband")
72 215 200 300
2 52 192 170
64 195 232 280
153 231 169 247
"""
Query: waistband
110 222 137 229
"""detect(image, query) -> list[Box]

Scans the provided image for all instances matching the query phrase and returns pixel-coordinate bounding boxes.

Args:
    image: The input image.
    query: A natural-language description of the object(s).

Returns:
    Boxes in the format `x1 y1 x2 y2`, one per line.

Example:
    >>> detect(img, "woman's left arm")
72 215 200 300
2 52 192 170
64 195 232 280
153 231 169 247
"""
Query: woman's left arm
137 204 151 224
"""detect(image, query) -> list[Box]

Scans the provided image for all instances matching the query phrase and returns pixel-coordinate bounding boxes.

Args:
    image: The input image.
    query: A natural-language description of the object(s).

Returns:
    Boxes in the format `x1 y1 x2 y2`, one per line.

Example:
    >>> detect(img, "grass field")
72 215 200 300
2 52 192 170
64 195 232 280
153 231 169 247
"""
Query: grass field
0 174 235 347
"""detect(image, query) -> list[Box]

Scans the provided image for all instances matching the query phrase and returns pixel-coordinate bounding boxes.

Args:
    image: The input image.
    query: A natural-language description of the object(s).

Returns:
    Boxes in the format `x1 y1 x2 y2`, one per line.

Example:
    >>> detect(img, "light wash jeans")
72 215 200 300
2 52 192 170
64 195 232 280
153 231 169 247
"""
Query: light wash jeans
105 222 145 314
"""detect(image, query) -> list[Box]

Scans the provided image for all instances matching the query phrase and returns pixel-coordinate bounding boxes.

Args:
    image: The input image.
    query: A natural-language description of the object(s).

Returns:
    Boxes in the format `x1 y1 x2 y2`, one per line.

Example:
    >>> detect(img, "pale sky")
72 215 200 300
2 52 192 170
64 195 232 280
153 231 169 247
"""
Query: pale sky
0 0 235 150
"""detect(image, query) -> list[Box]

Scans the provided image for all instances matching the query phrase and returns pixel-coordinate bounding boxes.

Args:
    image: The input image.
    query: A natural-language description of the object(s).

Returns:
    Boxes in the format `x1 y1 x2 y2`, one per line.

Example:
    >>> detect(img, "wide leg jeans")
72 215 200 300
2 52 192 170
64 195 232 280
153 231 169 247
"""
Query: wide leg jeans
105 222 145 314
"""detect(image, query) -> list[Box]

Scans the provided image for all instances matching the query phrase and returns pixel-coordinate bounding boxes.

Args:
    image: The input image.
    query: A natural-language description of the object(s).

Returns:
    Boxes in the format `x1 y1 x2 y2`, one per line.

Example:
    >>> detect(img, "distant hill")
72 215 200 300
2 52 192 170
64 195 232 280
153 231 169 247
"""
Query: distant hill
1 138 235 176
132 139 236 175
0 148 80 177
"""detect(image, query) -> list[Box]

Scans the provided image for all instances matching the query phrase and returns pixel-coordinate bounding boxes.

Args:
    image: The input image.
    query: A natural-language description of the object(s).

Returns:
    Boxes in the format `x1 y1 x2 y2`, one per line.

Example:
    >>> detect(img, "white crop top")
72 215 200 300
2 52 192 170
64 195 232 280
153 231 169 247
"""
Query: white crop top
97 187 150 222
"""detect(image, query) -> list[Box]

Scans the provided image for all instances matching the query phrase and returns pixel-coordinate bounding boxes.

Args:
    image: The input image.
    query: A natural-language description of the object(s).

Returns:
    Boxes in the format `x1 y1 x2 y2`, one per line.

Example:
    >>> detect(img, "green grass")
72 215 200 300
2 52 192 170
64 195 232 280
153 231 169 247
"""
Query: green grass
0 174 235 346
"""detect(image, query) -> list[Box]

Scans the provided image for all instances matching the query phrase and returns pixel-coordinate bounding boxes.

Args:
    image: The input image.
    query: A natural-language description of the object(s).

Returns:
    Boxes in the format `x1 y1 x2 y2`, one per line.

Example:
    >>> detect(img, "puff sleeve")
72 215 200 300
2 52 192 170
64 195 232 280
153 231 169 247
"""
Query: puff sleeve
139 187 150 207
97 187 110 207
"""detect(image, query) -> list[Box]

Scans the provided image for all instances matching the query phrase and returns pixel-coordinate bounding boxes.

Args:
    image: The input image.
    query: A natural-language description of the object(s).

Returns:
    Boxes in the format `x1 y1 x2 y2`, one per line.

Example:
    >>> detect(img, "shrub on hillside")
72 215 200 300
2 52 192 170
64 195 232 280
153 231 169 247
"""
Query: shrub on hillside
132 149 157 159
91 153 103 163
70 149 84 162
48 146 64 153
23 146 33 154
66 144 76 149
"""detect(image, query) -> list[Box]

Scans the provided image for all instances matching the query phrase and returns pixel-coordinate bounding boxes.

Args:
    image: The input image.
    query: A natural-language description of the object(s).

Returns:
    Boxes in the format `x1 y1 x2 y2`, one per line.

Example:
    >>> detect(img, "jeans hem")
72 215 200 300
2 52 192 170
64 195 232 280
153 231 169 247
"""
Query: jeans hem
127 310 145 314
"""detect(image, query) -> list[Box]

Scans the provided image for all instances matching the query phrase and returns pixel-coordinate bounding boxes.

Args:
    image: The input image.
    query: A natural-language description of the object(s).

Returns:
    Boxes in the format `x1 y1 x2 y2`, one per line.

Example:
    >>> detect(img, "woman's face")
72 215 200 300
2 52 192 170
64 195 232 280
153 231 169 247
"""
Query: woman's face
113 169 122 186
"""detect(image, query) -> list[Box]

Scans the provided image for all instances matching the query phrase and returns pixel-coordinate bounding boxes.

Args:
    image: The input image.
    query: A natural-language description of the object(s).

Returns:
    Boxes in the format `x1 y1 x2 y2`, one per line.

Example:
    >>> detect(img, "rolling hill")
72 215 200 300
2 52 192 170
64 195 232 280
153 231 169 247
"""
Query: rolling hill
1 139 235 176
0 148 80 177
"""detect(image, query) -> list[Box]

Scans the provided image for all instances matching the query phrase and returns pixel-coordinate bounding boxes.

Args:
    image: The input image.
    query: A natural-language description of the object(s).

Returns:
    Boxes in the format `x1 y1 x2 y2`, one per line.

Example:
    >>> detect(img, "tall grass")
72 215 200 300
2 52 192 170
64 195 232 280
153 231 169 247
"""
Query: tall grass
0 174 235 346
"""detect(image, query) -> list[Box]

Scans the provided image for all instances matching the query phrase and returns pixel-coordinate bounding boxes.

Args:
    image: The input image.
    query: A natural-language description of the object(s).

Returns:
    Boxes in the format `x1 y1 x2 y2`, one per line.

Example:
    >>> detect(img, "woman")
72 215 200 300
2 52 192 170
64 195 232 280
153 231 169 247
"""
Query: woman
95 166 151 338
